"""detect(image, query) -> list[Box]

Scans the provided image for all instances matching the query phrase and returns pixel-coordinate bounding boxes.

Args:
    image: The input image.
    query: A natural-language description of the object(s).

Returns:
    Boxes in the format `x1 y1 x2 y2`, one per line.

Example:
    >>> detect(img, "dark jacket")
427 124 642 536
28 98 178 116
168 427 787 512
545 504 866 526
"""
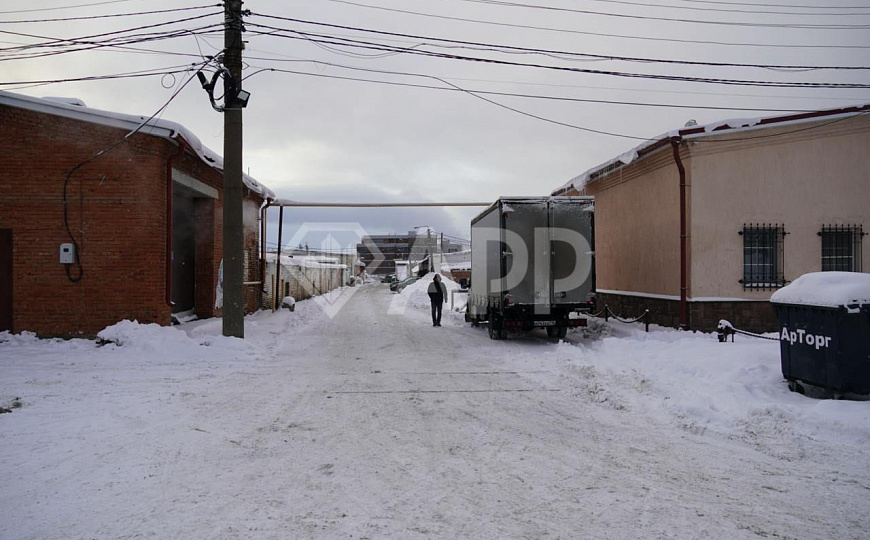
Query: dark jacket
427 280 448 304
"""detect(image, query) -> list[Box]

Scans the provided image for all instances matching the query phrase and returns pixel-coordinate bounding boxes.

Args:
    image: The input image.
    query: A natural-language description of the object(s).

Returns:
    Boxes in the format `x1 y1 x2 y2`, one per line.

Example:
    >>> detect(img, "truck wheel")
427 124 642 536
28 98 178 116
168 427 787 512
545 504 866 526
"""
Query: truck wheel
488 322 504 340
546 326 558 338
557 325 568 339
487 310 505 340
787 380 805 395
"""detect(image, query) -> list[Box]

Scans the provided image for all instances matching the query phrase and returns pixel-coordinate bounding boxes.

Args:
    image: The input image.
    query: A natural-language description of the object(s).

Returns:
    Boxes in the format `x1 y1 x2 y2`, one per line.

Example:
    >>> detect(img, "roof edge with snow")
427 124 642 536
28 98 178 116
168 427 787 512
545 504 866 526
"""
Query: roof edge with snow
553 102 870 196
0 90 275 200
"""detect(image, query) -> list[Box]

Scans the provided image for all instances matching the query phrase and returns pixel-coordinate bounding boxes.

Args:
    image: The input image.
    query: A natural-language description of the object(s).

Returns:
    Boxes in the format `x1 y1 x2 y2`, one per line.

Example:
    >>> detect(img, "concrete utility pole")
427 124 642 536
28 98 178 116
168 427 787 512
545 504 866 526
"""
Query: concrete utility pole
222 0 245 338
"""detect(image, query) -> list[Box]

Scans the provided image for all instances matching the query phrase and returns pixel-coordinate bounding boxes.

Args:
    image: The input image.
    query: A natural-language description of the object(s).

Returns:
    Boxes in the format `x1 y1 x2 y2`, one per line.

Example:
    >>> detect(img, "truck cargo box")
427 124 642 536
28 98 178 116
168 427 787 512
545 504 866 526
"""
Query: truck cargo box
467 197 595 339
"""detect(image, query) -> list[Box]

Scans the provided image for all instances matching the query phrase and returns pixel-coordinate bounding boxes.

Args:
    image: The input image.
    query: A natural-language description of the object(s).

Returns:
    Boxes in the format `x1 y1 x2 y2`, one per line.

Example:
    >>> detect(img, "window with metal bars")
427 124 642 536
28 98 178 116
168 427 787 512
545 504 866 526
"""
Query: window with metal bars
739 224 786 289
820 224 864 272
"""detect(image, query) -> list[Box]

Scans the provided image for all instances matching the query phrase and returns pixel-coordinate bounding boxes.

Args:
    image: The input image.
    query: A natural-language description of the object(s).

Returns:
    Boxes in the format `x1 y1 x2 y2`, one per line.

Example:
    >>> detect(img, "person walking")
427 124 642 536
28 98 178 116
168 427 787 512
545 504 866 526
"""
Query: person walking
427 274 448 327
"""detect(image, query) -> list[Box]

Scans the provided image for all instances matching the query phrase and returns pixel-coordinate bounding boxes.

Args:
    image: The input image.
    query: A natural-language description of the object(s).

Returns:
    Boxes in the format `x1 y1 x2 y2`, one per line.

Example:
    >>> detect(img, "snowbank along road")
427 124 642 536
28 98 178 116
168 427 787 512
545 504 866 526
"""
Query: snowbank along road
1 281 868 539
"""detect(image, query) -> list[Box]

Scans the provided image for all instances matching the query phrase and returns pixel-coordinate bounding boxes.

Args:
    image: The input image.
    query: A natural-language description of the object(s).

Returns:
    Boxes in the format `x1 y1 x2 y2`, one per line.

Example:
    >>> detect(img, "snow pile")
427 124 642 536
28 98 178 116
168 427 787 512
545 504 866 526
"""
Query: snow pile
392 272 466 322
771 271 870 308
703 117 761 133
97 319 253 355
43 96 87 107
617 149 638 165
555 322 870 448
0 330 41 345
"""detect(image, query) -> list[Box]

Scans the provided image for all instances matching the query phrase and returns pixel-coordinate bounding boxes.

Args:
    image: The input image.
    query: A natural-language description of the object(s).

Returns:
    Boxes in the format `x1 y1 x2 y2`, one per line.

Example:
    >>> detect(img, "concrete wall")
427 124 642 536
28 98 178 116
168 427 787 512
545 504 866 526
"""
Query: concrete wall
263 261 348 310
689 115 870 300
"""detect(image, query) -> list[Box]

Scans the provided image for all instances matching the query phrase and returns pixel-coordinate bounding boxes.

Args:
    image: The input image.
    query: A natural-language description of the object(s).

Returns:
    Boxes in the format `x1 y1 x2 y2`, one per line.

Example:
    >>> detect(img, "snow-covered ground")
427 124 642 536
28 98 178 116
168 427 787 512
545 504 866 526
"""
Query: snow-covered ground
1 282 868 539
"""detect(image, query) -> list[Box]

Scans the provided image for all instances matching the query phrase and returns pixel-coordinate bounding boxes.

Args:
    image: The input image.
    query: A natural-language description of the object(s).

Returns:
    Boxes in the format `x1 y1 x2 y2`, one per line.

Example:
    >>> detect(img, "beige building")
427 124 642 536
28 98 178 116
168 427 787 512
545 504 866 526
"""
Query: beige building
553 104 870 332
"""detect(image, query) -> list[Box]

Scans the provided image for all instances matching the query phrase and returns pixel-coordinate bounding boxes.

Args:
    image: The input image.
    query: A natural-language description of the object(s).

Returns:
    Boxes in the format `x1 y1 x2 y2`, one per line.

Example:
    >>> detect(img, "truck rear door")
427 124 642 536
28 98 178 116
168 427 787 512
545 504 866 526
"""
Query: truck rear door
550 200 593 305
504 201 549 306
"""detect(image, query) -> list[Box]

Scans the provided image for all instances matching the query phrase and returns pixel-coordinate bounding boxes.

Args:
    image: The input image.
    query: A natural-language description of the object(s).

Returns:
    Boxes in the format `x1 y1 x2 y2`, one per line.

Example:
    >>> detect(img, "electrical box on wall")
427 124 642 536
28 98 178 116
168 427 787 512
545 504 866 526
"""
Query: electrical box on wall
59 243 75 264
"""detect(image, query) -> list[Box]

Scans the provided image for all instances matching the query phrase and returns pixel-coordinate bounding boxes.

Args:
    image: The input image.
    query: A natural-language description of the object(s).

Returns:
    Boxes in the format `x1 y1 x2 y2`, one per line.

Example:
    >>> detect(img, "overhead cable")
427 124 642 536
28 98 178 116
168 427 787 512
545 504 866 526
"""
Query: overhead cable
250 14 870 71
304 0 870 49
246 25 870 89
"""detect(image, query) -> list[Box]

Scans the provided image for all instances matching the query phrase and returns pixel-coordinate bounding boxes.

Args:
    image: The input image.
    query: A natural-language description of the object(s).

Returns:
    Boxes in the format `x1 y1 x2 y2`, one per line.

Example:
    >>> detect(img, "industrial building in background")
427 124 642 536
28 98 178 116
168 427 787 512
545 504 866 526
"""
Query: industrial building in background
553 104 870 333
357 226 466 276
0 91 274 337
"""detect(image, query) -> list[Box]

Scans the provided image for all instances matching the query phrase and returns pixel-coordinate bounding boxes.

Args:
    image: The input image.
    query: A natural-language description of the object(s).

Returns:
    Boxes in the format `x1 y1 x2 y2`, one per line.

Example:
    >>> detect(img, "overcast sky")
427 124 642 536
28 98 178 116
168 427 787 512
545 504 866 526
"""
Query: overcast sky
4 0 869 250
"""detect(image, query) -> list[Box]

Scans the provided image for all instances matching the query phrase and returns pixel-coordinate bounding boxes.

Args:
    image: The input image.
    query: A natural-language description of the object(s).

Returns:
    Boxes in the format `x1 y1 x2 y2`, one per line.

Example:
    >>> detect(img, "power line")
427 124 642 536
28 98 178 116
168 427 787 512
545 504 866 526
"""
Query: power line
309 0 870 49
250 14 870 71
60 57 219 282
0 0 144 15
455 0 870 19
0 33 212 59
245 58 844 113
246 24 870 89
249 66 651 140
0 4 220 24
0 25 223 62
673 0 870 9
0 11 222 53
241 35 869 103
0 63 205 87
247 63 870 141
319 0 870 30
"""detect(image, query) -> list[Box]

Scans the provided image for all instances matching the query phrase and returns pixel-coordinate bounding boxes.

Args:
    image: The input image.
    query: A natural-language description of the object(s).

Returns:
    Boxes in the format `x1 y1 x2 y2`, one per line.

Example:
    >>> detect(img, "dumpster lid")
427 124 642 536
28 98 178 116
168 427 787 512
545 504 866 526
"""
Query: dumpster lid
770 272 870 309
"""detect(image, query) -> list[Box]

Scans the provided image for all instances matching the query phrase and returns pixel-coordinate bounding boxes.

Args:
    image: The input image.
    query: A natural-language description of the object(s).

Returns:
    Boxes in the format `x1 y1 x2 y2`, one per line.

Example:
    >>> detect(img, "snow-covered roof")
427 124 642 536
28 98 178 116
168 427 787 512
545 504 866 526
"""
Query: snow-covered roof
553 102 870 195
0 90 275 200
265 253 346 269
440 262 471 271
770 272 870 309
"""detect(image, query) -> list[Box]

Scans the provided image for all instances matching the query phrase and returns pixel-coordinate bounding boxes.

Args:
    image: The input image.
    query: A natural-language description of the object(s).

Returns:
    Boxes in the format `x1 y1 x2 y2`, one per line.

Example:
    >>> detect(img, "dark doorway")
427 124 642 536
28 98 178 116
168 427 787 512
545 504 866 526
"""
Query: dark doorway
172 192 196 314
0 229 11 332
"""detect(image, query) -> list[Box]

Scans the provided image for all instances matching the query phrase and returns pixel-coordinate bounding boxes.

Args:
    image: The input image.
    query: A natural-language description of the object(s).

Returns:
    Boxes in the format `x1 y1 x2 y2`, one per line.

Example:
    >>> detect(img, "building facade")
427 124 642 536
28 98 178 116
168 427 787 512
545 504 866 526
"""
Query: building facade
553 105 870 332
0 91 274 336
357 227 462 275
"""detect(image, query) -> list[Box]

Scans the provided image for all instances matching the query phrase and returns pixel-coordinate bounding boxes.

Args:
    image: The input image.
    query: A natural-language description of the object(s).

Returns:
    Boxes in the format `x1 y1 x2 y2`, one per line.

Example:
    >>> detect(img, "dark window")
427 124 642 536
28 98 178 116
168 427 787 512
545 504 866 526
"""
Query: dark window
820 224 864 272
740 224 786 289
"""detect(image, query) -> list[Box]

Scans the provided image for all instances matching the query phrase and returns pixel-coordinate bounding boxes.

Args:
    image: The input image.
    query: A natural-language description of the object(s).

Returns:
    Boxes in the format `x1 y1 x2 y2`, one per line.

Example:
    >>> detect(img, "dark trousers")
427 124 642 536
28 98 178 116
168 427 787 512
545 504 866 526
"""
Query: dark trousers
430 300 442 325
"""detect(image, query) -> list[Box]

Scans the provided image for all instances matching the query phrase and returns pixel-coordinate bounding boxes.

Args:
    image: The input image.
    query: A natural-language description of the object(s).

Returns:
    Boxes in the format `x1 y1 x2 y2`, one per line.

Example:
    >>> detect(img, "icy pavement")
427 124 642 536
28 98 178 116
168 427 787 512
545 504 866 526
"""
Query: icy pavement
1 283 868 539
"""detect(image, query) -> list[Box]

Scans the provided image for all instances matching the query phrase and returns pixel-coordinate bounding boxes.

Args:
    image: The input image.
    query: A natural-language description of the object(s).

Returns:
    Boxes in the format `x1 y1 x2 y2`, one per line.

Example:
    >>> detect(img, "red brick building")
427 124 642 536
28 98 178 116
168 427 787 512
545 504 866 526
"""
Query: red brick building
0 91 275 337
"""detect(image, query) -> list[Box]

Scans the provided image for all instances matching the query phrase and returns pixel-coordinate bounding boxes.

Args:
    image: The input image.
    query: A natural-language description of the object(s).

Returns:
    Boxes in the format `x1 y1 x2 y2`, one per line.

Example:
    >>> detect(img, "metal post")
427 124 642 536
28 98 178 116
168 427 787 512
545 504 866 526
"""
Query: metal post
222 0 245 337
644 309 650 333
604 304 609 322
260 203 268 294
274 206 284 312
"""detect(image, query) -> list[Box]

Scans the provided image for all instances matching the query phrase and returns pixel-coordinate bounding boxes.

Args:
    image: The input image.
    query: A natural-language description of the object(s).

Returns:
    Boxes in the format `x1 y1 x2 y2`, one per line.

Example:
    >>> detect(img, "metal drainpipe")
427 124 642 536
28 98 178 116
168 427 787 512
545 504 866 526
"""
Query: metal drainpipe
165 139 187 308
670 137 689 329
273 206 284 311
260 200 270 294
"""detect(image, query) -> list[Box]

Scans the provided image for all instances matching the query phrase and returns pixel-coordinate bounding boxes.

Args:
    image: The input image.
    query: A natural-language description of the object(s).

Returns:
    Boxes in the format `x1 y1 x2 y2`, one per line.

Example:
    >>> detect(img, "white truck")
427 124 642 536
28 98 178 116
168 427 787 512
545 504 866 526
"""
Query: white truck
466 197 595 339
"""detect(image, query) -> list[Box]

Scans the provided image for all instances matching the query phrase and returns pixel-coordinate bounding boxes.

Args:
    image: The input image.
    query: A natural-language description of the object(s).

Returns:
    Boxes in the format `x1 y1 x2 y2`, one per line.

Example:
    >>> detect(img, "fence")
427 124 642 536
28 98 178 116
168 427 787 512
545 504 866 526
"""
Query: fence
263 254 349 310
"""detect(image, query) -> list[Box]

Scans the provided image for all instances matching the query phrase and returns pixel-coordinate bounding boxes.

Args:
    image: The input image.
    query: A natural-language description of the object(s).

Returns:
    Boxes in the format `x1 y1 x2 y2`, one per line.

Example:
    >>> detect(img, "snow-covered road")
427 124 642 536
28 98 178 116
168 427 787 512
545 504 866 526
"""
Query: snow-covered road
2 283 868 539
